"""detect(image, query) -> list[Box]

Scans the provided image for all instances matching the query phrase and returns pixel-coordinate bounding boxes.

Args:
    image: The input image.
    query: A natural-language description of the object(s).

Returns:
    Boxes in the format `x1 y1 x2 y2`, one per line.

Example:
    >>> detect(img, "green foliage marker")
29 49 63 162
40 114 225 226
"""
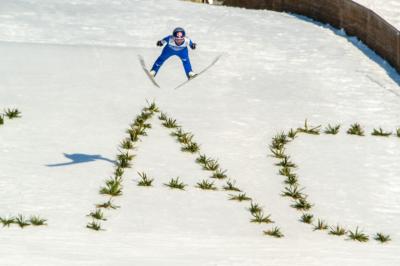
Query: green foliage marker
0 216 16 227
251 212 274 224
211 169 227 179
196 180 217 190
329 225 347 236
100 178 123 196
181 142 200 153
203 159 219 171
297 119 321 135
371 128 392 137
324 124 340 135
29 216 47 226
88 209 106 221
347 123 364 136
287 128 298 139
162 118 179 128
300 213 314 224
281 185 304 199
164 177 187 190
137 172 154 187
291 198 313 211
15 214 30 228
313 219 328 231
348 227 369 242
264 227 284 238
374 233 391 243
248 202 262 214
96 199 120 210
229 193 251 202
222 180 241 192
4 108 21 119
87 221 102 231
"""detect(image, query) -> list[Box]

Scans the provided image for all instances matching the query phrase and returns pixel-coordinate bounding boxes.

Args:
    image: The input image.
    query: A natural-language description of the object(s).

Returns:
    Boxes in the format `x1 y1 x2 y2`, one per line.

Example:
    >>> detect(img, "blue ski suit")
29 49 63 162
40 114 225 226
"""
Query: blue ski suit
151 35 195 78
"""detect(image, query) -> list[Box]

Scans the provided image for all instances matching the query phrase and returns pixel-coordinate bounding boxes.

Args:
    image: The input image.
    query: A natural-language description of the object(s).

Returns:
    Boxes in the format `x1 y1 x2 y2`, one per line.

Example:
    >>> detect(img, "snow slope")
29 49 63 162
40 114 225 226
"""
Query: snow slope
0 0 400 265
354 0 400 30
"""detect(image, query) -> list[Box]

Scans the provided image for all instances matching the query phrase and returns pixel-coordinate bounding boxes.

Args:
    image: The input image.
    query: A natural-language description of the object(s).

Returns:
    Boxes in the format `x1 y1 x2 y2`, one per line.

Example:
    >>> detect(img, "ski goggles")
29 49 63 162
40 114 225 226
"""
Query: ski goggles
174 36 184 41
174 31 185 39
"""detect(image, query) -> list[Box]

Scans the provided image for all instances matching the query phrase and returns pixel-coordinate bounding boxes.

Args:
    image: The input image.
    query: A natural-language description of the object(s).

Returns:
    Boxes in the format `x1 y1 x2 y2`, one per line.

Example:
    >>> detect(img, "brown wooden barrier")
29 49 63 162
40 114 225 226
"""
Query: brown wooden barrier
223 0 400 74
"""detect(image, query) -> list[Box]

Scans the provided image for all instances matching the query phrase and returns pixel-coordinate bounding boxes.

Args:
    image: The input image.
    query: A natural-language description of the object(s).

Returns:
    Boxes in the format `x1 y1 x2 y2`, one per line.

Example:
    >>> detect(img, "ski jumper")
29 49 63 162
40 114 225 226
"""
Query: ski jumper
151 35 195 78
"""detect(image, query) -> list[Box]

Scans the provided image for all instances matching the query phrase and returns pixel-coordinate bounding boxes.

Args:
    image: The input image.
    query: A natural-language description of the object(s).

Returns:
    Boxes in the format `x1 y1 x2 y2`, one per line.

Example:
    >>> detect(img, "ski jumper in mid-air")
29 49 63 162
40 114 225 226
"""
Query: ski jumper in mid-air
150 27 197 80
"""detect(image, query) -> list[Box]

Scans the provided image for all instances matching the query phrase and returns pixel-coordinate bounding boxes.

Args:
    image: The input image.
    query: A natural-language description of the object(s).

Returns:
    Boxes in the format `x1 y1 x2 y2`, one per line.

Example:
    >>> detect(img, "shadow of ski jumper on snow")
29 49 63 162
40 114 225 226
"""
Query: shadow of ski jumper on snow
46 153 116 167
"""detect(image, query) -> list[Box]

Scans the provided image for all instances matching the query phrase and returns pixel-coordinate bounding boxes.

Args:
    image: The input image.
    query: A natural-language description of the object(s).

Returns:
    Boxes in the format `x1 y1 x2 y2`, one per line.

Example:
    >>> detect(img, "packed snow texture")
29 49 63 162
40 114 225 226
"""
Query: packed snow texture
354 0 400 29
0 0 400 265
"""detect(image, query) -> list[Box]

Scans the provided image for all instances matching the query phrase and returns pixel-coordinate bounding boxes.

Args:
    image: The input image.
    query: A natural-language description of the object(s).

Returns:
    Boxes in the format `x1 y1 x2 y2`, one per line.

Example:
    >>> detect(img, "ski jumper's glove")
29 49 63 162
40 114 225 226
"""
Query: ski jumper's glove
156 40 163 47
190 42 197 50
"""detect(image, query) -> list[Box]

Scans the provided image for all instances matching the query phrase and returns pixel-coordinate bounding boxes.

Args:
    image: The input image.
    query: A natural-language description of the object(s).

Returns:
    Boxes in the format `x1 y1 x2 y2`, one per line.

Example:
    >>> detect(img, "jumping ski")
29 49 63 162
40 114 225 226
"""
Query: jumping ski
138 55 160 88
174 54 222 90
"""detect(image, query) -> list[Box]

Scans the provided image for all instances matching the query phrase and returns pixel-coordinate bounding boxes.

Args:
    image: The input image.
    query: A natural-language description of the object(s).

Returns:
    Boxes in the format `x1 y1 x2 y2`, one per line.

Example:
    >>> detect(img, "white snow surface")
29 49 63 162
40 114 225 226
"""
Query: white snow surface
0 0 400 265
354 0 400 30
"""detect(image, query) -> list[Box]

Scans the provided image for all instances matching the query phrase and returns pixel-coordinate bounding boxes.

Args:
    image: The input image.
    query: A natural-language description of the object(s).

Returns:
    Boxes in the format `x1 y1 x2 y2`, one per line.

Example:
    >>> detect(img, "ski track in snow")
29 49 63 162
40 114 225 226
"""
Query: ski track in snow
0 0 400 265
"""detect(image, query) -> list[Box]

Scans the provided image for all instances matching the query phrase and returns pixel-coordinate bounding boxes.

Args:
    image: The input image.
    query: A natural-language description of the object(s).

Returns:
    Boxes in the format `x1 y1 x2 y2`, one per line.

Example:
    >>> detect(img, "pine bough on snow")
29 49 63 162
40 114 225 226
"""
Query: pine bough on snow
0 214 47 228
251 212 274 224
86 221 103 231
229 193 251 202
87 100 159 231
222 179 241 192
300 213 314 224
196 180 218 190
347 123 364 136
4 108 22 119
110 104 282 238
160 113 280 236
87 209 107 221
313 219 328 231
268 121 396 244
324 124 340 135
374 233 391 243
0 108 22 127
264 227 284 238
347 227 369 242
164 177 187 190
297 119 321 135
96 199 120 210
137 172 154 187
329 225 347 236
371 128 392 137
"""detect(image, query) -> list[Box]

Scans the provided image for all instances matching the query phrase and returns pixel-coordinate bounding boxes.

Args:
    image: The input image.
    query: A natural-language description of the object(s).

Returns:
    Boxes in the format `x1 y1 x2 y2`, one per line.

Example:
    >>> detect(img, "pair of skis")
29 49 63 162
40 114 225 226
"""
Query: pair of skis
138 54 222 90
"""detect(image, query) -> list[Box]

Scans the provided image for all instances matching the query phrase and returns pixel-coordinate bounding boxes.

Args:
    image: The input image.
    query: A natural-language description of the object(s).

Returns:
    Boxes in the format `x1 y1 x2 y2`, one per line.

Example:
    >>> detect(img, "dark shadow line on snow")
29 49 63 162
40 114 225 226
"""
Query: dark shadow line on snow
46 153 116 167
